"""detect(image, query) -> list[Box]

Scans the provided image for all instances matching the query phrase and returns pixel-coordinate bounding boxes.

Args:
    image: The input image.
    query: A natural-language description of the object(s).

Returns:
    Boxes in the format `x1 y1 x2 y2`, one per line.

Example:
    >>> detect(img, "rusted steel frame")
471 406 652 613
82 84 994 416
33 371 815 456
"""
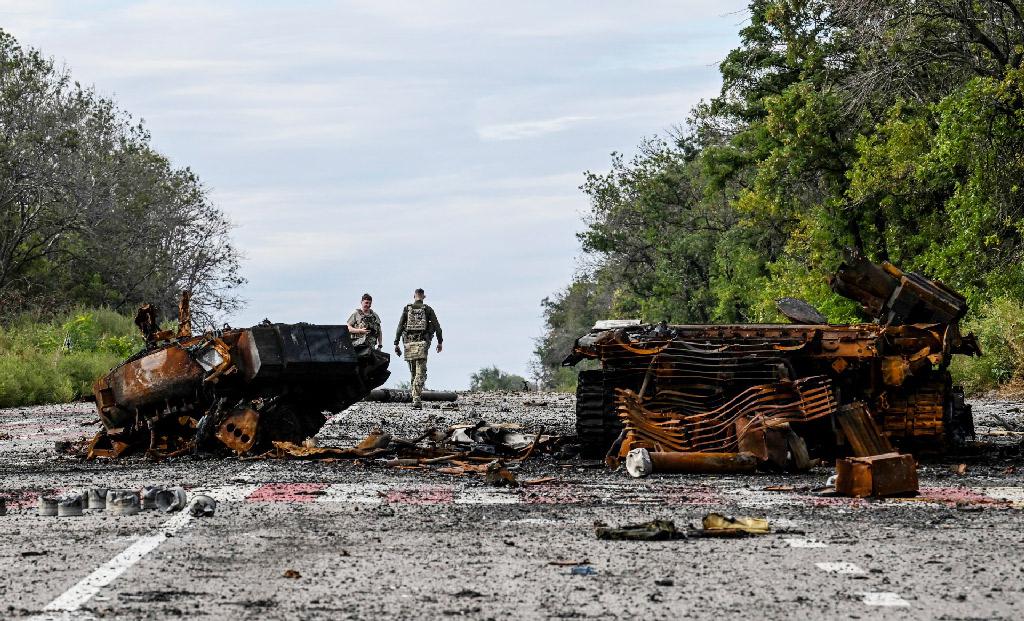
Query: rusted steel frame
617 377 836 454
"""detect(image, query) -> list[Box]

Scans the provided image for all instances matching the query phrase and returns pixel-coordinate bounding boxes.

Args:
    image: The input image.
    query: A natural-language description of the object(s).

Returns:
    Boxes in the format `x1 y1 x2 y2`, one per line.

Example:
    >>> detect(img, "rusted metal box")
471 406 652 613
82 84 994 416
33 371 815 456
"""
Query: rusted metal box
835 453 918 497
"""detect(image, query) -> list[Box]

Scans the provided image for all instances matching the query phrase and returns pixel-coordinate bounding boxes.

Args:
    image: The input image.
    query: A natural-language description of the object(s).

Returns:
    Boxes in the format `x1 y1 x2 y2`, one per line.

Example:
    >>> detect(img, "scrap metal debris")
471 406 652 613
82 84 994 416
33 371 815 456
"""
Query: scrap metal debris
701 513 770 536
88 291 391 460
596 514 773 540
624 448 758 477
835 453 919 498
596 519 686 541
245 420 563 481
565 254 981 476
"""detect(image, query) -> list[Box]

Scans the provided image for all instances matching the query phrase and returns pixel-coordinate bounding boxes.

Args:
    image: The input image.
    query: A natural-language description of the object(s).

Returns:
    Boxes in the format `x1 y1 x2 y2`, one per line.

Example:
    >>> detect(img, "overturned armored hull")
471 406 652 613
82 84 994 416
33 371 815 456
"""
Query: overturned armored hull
565 254 981 462
90 300 390 458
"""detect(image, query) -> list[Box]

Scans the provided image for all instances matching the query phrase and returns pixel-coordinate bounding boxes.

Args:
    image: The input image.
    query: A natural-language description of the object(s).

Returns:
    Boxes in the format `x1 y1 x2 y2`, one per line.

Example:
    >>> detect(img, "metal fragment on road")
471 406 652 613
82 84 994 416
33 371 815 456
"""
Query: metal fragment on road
106 490 141 516
57 493 84 517
38 496 58 516
154 487 188 513
625 448 757 477
188 494 217 517
87 488 108 510
141 485 164 510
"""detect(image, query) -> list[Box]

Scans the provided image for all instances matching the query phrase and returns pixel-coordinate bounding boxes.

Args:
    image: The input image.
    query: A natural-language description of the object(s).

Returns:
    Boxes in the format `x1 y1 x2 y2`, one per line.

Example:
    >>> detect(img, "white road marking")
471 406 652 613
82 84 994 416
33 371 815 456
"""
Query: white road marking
785 538 827 548
32 512 193 616
724 489 804 507
816 561 865 574
983 487 1024 507
190 484 259 503
455 488 519 504
318 483 385 504
860 592 911 607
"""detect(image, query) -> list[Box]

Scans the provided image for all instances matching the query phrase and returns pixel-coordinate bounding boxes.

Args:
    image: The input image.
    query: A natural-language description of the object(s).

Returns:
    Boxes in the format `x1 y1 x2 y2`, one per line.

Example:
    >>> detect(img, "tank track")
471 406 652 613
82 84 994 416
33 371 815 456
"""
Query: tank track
575 369 644 458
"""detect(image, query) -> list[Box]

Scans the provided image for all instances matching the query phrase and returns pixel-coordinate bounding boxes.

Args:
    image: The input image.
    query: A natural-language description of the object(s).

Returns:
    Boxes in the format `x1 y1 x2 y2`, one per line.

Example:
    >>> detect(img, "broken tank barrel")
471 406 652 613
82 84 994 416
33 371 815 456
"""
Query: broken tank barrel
365 389 458 403
90 312 391 459
565 255 981 460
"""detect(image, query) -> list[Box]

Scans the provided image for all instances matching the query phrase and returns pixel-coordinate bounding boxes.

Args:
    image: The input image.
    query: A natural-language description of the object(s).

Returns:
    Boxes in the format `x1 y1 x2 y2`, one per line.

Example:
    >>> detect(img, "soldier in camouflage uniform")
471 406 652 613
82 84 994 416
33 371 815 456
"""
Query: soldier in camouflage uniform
347 293 382 349
394 288 443 408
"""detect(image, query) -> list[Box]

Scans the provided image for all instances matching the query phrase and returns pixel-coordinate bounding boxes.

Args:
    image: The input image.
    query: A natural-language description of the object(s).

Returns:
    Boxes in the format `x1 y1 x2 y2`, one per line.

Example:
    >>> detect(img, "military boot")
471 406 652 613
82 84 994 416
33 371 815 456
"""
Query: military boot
412 399 423 410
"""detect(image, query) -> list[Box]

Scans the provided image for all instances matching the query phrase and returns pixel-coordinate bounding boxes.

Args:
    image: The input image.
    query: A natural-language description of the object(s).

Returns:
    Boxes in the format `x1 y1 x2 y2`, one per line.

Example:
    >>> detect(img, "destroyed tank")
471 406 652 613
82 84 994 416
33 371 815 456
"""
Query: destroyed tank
88 293 390 458
564 254 981 460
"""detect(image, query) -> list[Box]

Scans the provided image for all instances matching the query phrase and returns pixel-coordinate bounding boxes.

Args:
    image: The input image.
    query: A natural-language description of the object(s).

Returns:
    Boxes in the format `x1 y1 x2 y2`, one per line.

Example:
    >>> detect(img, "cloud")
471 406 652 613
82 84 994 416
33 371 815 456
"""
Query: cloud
477 115 596 141
0 0 749 387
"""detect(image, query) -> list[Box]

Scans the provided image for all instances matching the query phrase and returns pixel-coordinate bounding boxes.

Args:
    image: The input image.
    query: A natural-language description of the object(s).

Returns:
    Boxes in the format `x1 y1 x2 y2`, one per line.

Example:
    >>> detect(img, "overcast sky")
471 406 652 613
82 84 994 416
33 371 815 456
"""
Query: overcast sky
2 1 747 388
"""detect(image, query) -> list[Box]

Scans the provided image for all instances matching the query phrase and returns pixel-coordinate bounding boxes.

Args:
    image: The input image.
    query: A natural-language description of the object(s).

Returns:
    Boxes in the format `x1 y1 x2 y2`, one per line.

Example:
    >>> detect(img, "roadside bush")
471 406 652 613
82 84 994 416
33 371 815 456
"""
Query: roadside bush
951 297 1024 396
470 366 531 392
0 307 142 406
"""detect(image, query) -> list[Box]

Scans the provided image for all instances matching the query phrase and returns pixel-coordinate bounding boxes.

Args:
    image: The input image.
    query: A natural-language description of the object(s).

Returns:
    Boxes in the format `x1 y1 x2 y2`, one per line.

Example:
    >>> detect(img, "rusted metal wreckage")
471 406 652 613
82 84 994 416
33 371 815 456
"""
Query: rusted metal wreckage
565 253 981 484
88 293 391 459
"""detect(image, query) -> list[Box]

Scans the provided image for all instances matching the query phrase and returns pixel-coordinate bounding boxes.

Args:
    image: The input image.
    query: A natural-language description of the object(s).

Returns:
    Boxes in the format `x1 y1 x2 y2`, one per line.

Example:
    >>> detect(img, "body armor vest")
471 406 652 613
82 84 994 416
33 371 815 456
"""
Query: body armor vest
405 305 428 331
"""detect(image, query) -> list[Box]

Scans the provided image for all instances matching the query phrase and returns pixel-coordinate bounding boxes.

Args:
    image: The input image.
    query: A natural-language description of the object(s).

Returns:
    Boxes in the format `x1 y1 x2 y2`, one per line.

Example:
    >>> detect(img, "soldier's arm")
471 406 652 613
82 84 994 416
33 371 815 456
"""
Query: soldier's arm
373 311 383 347
346 311 358 328
394 306 407 344
429 306 442 344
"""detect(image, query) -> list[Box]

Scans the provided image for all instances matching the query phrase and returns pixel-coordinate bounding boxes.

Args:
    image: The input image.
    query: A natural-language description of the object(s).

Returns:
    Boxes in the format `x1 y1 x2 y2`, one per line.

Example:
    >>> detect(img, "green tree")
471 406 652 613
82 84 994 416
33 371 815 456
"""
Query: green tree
0 29 243 325
470 366 530 392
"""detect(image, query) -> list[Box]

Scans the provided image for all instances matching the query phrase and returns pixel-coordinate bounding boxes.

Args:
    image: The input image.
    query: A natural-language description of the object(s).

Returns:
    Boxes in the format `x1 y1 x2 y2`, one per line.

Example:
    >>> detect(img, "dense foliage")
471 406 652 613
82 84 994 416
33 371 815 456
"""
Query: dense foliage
537 0 1024 393
0 29 243 326
0 308 142 407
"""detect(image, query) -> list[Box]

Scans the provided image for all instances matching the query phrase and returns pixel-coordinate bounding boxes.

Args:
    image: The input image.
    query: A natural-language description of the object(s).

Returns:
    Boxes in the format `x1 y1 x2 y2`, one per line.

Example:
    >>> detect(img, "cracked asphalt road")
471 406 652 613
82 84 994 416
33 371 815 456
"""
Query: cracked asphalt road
1 392 1023 620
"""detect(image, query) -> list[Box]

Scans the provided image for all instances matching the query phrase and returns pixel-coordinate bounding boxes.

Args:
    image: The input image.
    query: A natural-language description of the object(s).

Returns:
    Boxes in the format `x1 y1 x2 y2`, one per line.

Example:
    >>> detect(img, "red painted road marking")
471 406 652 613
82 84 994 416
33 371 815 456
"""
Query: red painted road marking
246 483 329 502
918 486 1001 504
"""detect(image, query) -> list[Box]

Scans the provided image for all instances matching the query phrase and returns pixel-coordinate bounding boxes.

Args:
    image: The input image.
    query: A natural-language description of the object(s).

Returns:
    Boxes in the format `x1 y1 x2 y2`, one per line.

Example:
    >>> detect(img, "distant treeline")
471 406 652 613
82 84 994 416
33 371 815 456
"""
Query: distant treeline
536 0 1024 393
0 29 242 327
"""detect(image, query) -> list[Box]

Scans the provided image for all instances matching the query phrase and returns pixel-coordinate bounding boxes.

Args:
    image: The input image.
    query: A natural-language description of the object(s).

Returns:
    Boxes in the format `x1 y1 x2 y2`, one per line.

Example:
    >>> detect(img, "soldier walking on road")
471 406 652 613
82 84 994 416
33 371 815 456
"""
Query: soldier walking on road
394 288 443 409
347 293 383 349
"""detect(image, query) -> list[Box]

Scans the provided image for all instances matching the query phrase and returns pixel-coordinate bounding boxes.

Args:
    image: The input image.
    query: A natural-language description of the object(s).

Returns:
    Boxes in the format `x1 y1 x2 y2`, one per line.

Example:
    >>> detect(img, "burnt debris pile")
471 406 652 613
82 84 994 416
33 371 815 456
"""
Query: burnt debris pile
88 292 391 459
564 253 981 496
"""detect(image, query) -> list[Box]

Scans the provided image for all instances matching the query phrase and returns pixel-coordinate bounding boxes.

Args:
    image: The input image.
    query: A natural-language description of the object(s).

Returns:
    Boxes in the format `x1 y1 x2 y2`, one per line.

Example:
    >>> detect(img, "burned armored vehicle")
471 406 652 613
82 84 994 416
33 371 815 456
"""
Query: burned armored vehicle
88 294 390 458
564 254 981 461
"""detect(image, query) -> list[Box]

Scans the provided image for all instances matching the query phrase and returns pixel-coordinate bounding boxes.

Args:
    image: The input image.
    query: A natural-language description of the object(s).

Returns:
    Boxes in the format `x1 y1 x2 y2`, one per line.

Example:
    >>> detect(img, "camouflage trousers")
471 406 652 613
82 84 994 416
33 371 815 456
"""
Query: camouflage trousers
406 358 427 402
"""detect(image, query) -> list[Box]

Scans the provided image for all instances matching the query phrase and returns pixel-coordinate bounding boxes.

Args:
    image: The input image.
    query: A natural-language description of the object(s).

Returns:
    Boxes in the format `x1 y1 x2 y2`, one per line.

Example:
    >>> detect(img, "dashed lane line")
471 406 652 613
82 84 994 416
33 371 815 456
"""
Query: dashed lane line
860 592 911 607
785 538 828 548
29 511 193 619
816 561 866 574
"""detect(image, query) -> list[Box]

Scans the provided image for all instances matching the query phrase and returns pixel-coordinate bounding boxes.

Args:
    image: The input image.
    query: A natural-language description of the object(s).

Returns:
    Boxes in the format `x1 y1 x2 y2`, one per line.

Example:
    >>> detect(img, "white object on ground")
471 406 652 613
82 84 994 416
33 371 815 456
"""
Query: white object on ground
815 561 865 574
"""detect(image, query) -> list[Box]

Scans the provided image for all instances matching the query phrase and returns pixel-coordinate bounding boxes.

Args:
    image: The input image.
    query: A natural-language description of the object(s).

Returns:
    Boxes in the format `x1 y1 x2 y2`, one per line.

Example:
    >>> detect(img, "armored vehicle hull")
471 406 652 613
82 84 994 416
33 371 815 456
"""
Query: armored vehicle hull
90 320 390 458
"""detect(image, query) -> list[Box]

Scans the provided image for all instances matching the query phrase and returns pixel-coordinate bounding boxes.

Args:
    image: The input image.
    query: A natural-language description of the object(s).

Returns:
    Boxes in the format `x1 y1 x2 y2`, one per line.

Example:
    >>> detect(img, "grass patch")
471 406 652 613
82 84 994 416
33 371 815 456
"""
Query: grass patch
951 296 1024 396
0 308 142 407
